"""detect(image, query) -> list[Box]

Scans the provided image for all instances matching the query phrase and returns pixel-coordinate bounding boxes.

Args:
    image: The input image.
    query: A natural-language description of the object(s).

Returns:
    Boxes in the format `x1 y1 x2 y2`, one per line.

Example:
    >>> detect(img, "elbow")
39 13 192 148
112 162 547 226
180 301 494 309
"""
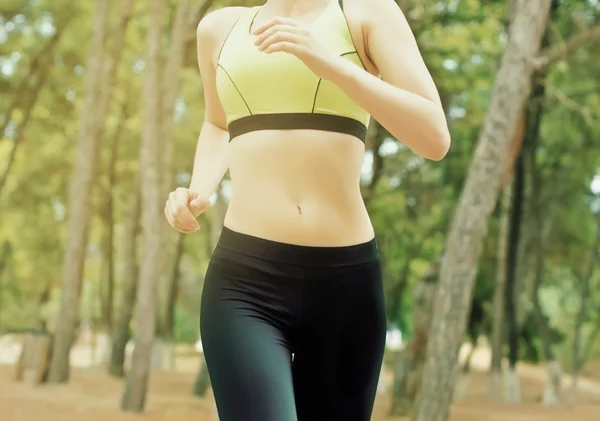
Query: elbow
420 105 451 161
429 133 451 161
425 127 451 162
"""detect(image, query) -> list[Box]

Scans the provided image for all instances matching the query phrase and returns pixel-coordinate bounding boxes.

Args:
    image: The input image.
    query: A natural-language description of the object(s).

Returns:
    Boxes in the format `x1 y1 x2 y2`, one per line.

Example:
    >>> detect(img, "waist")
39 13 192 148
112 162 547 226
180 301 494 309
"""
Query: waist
215 226 379 267
225 130 372 245
224 200 374 246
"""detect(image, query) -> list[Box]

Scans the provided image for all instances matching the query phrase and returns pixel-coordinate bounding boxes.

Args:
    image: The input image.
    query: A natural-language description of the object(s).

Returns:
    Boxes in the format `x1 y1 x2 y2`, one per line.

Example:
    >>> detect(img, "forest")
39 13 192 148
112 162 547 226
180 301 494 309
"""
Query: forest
1 0 600 421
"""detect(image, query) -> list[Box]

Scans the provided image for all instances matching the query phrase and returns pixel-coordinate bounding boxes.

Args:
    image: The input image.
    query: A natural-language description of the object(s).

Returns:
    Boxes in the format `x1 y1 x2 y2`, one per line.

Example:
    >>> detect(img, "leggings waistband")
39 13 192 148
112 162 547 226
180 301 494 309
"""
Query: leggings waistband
216 226 379 266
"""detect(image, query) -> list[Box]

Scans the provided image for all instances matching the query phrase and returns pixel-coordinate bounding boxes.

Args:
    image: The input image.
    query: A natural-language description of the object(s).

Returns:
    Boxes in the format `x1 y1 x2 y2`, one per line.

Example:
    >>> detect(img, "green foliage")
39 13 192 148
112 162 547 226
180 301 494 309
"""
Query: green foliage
1 0 600 372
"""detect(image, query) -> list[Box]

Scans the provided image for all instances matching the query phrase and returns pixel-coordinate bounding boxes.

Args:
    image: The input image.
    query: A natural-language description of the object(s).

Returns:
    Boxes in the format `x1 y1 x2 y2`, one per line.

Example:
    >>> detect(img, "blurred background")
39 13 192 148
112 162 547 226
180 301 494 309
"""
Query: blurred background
1 0 600 420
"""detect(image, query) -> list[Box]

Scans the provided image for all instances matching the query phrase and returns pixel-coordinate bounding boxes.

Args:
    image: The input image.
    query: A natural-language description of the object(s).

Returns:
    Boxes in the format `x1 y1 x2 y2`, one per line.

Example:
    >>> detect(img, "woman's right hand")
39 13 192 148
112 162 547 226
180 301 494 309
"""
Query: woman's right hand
164 187 210 233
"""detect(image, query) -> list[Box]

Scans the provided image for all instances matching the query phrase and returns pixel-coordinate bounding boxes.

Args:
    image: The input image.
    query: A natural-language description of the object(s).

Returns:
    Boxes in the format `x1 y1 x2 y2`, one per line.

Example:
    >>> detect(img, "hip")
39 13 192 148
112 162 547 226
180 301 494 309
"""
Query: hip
201 226 385 331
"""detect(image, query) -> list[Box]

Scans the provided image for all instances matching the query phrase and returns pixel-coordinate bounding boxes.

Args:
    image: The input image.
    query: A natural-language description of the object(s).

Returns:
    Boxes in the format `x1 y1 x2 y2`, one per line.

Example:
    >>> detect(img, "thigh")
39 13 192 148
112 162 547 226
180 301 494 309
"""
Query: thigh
293 261 387 421
200 260 299 421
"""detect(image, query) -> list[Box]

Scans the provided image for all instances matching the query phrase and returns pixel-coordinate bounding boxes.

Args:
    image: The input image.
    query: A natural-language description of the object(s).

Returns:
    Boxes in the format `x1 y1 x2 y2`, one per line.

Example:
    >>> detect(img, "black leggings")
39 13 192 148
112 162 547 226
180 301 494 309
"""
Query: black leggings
200 227 387 421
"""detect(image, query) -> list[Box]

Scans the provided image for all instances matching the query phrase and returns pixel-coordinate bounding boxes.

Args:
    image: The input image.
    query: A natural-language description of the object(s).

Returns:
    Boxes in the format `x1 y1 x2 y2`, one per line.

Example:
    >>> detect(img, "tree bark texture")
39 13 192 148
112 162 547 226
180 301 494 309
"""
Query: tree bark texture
524 20 562 400
48 0 111 383
154 0 193 344
0 29 62 143
0 64 49 197
569 218 600 403
505 151 525 403
108 182 141 378
160 0 191 200
99 108 128 332
412 2 552 420
165 233 185 340
489 184 511 400
121 0 166 411
529 126 561 405
390 270 437 417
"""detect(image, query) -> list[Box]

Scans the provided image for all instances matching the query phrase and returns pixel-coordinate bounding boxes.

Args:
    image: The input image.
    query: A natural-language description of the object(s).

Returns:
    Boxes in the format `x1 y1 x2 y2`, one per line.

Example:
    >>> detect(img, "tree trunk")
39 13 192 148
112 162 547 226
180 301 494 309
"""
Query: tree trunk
569 218 600 404
153 0 194 369
525 14 561 399
15 332 54 385
530 150 561 406
0 242 10 328
192 356 211 397
0 29 62 144
164 233 185 370
99 111 126 333
412 1 552 420
160 0 191 200
96 0 135 332
0 61 51 198
505 151 525 403
489 185 511 400
108 182 141 377
165 234 185 338
389 267 438 417
48 0 111 383
120 0 166 412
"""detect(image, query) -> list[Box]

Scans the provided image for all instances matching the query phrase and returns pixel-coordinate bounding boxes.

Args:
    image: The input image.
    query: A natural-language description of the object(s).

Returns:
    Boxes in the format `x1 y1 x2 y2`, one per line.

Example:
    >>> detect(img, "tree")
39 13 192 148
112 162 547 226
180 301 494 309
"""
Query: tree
488 185 511 400
97 0 135 334
48 0 112 383
413 0 600 417
120 0 166 411
154 0 196 367
108 180 141 377
569 217 600 403
411 1 554 419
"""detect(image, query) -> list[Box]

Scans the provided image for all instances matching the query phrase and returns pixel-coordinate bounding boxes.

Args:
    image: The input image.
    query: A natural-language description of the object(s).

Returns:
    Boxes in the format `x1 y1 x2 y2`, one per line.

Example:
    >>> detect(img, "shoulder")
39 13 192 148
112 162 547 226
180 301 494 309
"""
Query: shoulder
343 0 407 29
196 7 250 53
197 6 249 35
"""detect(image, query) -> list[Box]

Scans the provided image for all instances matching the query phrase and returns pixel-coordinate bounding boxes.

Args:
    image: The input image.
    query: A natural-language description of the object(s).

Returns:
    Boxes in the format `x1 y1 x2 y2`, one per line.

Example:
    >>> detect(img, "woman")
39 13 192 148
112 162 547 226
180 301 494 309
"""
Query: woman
164 0 450 419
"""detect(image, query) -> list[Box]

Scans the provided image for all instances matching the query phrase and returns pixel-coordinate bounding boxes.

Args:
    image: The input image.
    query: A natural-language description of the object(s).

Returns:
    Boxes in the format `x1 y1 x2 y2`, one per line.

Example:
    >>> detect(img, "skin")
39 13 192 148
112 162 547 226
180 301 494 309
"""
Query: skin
165 0 450 245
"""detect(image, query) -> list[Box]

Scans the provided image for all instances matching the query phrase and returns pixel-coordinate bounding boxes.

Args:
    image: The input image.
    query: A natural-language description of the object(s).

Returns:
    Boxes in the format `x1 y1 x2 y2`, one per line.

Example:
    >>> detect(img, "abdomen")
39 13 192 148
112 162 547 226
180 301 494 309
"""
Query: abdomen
224 130 374 246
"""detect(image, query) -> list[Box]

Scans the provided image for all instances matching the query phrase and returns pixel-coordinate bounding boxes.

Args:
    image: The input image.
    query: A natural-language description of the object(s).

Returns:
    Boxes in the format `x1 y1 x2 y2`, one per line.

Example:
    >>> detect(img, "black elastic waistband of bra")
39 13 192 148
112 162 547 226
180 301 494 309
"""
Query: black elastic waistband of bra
227 113 367 142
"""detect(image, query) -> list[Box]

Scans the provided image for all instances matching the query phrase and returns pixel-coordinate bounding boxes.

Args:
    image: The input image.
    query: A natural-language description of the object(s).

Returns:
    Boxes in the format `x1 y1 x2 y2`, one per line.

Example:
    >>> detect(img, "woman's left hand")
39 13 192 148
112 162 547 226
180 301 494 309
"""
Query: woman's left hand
252 17 344 80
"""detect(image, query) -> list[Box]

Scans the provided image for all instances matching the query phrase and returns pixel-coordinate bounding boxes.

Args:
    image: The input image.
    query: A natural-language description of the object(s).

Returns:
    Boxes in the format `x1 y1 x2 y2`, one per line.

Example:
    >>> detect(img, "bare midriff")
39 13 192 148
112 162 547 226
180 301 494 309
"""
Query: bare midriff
224 129 374 247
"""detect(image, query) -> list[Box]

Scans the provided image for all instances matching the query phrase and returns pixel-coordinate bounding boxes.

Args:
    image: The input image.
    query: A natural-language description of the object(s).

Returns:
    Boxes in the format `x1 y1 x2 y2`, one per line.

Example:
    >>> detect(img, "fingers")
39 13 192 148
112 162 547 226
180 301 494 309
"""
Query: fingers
164 188 200 233
251 17 299 35
263 41 303 55
164 205 194 234
259 33 302 53
165 203 196 233
254 24 307 49
189 197 210 216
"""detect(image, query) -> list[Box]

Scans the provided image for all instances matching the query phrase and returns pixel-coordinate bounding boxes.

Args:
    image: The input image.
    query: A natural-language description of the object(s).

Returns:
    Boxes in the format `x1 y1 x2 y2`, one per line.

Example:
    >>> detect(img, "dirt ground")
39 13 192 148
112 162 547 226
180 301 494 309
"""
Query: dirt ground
1 359 600 421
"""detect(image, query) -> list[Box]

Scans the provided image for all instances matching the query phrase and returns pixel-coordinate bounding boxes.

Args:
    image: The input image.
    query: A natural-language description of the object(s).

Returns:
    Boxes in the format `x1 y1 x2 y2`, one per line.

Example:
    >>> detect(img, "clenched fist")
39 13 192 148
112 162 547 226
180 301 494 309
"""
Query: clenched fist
164 188 210 233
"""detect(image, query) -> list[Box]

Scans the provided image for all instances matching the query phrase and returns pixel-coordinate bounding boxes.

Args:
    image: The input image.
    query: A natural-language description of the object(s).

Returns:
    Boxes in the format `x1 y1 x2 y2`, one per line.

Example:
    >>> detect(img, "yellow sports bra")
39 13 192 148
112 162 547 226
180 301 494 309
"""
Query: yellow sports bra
216 0 371 142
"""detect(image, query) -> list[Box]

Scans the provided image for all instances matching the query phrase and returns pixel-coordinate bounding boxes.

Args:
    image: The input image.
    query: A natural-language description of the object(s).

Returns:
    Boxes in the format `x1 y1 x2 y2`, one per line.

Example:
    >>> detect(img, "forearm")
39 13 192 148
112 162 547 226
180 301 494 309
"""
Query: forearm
188 121 230 198
329 59 450 161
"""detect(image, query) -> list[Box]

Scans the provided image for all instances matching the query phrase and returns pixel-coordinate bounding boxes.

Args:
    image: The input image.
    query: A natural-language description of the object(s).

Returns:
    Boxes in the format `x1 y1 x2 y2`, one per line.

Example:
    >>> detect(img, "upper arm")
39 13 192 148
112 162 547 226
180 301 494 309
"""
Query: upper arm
363 0 443 108
196 8 244 131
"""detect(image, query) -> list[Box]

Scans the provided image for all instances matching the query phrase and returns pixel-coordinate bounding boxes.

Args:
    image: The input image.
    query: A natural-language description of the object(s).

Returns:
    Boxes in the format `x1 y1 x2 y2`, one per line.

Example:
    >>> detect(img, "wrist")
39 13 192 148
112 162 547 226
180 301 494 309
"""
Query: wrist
188 184 211 199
